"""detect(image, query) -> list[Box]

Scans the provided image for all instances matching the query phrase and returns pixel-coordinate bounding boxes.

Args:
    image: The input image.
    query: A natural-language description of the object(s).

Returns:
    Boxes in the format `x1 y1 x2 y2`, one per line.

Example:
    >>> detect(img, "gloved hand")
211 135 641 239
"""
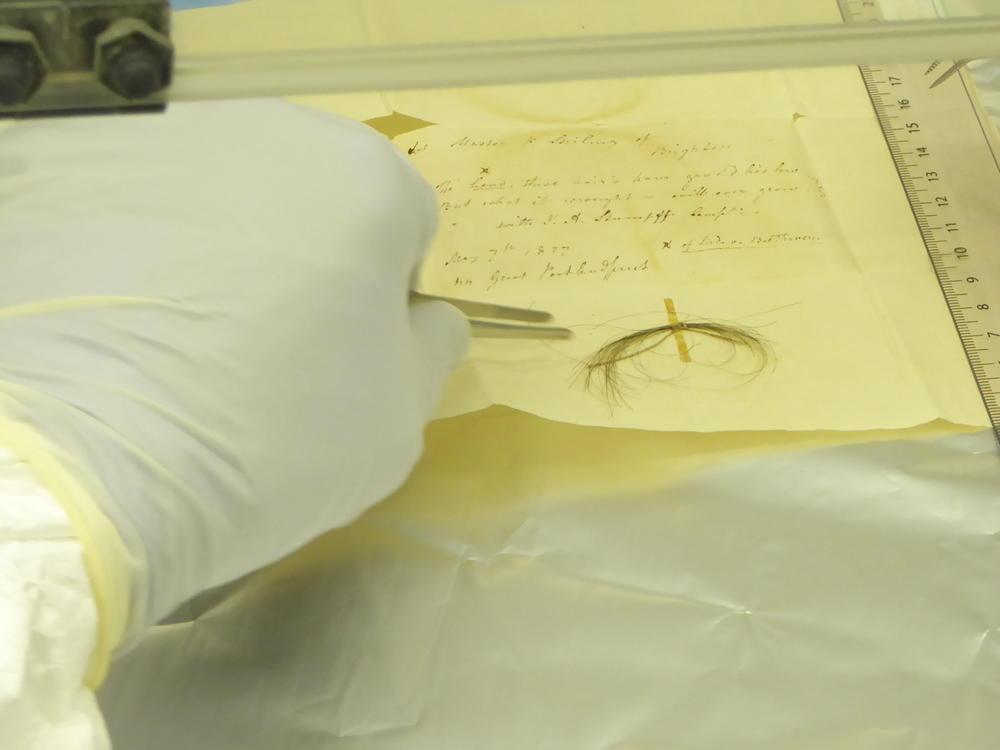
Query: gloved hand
0 99 468 676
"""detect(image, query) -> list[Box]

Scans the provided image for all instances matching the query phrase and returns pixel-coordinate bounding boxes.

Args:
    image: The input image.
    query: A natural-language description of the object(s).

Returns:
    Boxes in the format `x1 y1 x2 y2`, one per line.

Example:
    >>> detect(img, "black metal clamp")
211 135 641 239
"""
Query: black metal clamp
0 0 172 117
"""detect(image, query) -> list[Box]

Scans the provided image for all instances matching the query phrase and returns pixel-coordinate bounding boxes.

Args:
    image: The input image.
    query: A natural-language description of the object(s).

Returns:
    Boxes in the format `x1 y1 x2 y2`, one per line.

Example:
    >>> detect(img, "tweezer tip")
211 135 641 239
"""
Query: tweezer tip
524 310 554 323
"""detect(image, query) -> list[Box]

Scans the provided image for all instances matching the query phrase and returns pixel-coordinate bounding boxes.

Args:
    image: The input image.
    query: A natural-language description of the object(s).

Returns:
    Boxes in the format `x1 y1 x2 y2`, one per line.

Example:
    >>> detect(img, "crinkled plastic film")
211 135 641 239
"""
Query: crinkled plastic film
98 410 1000 749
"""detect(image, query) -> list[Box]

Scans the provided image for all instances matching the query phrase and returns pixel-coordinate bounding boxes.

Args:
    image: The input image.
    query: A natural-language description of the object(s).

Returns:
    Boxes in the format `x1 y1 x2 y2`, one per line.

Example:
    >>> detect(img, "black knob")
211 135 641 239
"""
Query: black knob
104 44 165 99
0 42 45 106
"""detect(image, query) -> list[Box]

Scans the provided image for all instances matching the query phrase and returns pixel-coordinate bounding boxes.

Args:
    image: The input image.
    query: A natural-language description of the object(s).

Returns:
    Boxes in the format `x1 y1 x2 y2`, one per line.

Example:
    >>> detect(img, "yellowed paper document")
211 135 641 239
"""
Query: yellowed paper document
405 116 987 431
173 0 987 433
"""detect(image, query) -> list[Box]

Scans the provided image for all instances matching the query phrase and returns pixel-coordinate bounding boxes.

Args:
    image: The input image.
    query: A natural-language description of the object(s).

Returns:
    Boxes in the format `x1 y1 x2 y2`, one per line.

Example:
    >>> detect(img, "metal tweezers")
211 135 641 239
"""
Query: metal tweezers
928 59 971 89
410 292 572 339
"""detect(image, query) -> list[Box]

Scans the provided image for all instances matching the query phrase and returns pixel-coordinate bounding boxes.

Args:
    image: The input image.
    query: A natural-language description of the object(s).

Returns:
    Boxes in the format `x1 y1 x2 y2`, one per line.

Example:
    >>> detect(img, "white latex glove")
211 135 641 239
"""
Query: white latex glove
0 99 468 658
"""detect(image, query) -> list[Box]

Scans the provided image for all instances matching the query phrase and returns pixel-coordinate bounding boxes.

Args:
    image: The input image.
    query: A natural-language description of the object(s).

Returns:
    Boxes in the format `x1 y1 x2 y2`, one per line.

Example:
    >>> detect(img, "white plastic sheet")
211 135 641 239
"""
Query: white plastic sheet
98 410 1000 749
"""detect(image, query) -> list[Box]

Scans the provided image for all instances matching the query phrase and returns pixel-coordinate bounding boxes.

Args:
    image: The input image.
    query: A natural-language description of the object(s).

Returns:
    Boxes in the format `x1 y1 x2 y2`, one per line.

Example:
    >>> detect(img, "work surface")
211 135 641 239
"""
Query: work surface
95 0 1000 748
100 410 1000 750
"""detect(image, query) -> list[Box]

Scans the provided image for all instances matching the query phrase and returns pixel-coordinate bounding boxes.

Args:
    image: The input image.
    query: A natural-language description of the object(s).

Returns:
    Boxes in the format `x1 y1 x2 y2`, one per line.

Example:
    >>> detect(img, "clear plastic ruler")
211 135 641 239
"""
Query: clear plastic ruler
838 0 1000 442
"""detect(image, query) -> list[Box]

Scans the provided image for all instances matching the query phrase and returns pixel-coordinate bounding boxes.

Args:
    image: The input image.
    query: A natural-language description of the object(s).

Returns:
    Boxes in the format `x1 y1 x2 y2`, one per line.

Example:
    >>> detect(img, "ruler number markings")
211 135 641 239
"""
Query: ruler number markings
846 0 1000 437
